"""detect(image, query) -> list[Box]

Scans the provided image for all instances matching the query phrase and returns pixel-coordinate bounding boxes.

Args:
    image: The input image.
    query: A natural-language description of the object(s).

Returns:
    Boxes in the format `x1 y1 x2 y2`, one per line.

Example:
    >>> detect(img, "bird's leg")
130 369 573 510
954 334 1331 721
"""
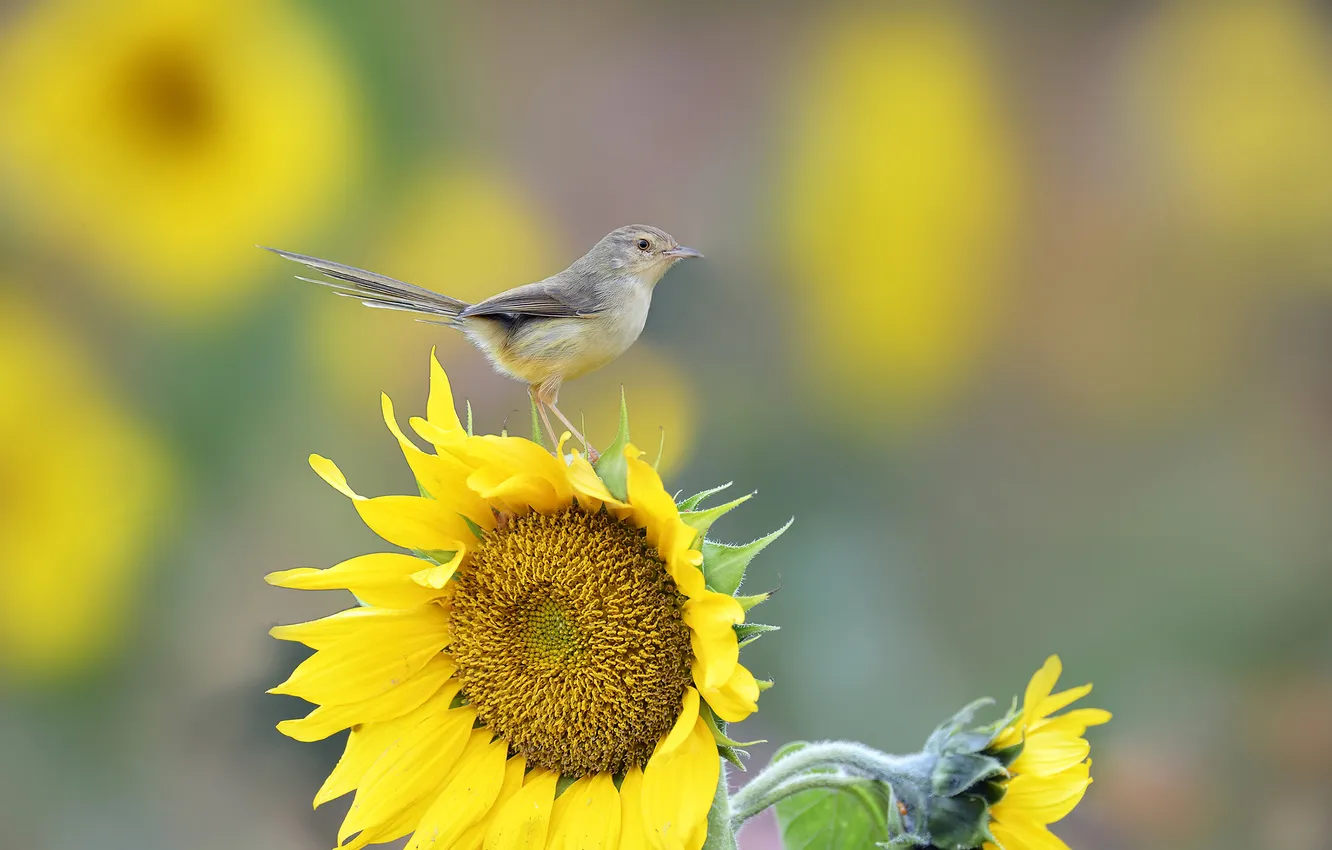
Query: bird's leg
548 402 598 463
529 387 562 451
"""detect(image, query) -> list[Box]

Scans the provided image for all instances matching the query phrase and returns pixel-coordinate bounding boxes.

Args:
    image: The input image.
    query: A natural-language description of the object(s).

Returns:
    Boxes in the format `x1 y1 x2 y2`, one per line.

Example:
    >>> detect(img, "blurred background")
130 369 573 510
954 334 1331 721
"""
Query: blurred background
1 0 1330 848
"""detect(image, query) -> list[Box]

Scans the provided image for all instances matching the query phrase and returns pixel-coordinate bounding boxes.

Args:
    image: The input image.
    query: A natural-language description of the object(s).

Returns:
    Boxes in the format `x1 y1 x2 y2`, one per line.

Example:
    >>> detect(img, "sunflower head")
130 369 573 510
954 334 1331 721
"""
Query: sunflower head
267 351 787 850
884 656 1111 850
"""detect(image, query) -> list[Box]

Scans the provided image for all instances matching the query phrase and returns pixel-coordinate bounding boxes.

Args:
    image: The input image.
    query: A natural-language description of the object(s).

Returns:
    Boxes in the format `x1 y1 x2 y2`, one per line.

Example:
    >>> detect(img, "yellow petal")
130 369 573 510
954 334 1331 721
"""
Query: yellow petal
1034 683 1092 721
623 446 686 554
427 348 466 437
276 655 457 742
665 548 707 599
484 767 560 850
268 605 450 705
406 731 509 850
617 765 650 850
999 760 1091 826
340 695 477 841
566 451 627 510
1007 728 1090 778
468 470 567 516
454 756 527 850
683 592 744 690
269 607 388 649
699 664 759 724
1023 656 1063 725
314 684 456 807
642 706 718 850
991 818 1071 850
656 687 701 759
310 453 361 499
383 392 492 522
266 552 448 609
355 495 474 551
548 772 622 850
411 546 467 589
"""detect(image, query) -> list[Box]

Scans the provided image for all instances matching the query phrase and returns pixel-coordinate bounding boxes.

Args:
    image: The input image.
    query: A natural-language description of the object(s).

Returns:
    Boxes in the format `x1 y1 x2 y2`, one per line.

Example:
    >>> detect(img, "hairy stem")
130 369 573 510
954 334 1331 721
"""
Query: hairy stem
702 760 740 850
729 772 881 829
728 741 929 829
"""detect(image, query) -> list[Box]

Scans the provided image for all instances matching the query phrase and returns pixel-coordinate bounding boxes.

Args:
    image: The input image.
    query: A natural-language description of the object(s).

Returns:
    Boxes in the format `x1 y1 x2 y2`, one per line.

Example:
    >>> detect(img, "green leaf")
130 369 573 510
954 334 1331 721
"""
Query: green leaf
594 387 630 501
680 492 754 536
701 517 793 595
678 482 733 511
529 398 546 449
774 745 891 850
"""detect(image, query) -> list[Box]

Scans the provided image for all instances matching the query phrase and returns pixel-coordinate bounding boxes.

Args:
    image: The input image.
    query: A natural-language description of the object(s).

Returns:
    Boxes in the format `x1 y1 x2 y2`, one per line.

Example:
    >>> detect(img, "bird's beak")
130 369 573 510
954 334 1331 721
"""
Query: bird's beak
662 245 703 259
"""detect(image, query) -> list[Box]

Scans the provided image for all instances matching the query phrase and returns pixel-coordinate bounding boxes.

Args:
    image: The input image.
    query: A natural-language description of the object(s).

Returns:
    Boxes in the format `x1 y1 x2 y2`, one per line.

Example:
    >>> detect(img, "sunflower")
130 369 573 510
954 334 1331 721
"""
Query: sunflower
0 0 360 319
268 353 774 850
982 656 1111 850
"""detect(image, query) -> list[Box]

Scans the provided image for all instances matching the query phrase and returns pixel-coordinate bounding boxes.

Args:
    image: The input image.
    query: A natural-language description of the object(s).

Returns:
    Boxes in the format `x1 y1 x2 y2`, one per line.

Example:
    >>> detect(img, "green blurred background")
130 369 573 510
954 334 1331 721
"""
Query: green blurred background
2 1 1331 848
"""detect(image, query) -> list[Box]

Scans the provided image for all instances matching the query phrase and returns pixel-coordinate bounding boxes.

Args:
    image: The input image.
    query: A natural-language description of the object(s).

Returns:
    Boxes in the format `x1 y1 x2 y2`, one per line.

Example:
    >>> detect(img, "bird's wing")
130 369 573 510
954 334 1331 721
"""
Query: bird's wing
458 281 601 320
263 246 469 317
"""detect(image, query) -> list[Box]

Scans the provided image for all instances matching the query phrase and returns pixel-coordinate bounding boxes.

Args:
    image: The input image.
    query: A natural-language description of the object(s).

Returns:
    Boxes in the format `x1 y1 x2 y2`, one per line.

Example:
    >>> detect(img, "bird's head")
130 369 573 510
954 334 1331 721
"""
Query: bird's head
589 225 703 286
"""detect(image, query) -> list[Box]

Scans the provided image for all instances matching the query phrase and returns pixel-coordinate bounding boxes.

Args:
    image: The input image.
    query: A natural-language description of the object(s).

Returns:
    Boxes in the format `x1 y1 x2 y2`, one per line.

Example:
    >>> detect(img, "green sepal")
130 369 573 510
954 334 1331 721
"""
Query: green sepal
735 591 773 612
735 622 779 648
756 678 775 692
988 739 1024 768
529 398 546 449
416 477 433 499
930 752 1006 798
973 778 1007 806
922 791 992 850
719 745 749 770
413 548 458 566
594 387 630 501
702 704 765 749
461 516 487 542
678 482 733 511
701 517 793 595
555 774 578 797
679 492 754 536
465 401 474 436
926 697 995 754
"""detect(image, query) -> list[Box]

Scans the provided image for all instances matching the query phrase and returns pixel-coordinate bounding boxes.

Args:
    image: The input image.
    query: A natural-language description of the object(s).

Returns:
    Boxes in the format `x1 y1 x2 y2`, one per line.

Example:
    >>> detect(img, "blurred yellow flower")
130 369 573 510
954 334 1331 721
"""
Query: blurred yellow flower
1128 1 1332 266
304 165 560 412
780 7 1018 426
0 0 361 320
0 290 171 678
985 656 1111 850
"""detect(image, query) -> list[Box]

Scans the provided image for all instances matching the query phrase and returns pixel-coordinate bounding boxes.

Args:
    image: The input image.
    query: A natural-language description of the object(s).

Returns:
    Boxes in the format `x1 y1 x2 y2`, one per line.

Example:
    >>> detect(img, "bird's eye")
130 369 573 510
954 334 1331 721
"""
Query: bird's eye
636 238 651 252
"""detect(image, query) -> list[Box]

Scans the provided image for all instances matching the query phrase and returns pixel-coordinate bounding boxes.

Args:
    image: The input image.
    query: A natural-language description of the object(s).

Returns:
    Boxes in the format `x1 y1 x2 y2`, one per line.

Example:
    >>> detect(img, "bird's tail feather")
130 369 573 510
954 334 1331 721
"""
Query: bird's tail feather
263 247 470 319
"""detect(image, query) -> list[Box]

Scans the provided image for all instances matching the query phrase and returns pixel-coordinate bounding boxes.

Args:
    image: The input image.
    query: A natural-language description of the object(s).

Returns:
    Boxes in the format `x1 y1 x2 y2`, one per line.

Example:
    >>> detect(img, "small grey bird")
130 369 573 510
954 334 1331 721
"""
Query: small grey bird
265 225 701 459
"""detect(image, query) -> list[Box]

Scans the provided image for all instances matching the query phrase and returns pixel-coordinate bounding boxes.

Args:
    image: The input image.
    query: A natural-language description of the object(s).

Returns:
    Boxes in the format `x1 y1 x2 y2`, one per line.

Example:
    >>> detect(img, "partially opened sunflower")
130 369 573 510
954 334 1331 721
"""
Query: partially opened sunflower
268 353 777 850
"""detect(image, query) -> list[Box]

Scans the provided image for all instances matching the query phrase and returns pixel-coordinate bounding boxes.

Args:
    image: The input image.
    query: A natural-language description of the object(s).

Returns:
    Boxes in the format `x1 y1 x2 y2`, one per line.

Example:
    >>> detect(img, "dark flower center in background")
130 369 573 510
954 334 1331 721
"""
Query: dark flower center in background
120 44 217 147
450 506 693 777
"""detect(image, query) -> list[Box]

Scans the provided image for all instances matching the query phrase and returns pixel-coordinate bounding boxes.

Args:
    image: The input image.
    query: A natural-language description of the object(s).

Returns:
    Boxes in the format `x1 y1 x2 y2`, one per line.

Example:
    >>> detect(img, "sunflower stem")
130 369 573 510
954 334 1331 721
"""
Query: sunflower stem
728 741 930 829
703 759 740 850
729 772 883 829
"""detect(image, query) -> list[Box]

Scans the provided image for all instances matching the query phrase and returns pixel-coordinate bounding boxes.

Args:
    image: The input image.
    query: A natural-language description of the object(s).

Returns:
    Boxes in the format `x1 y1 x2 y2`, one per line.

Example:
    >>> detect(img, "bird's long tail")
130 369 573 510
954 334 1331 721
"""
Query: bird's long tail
263 247 470 321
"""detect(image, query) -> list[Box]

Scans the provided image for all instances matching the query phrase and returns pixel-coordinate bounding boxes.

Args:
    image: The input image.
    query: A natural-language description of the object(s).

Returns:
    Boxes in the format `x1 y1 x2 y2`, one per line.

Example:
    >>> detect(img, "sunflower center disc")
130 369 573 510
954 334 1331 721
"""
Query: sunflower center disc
450 506 693 776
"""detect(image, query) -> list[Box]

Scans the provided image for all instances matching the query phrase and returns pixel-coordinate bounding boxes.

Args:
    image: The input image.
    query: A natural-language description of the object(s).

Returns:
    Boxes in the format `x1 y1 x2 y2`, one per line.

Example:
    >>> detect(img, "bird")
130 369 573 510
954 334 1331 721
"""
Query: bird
264 225 702 460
